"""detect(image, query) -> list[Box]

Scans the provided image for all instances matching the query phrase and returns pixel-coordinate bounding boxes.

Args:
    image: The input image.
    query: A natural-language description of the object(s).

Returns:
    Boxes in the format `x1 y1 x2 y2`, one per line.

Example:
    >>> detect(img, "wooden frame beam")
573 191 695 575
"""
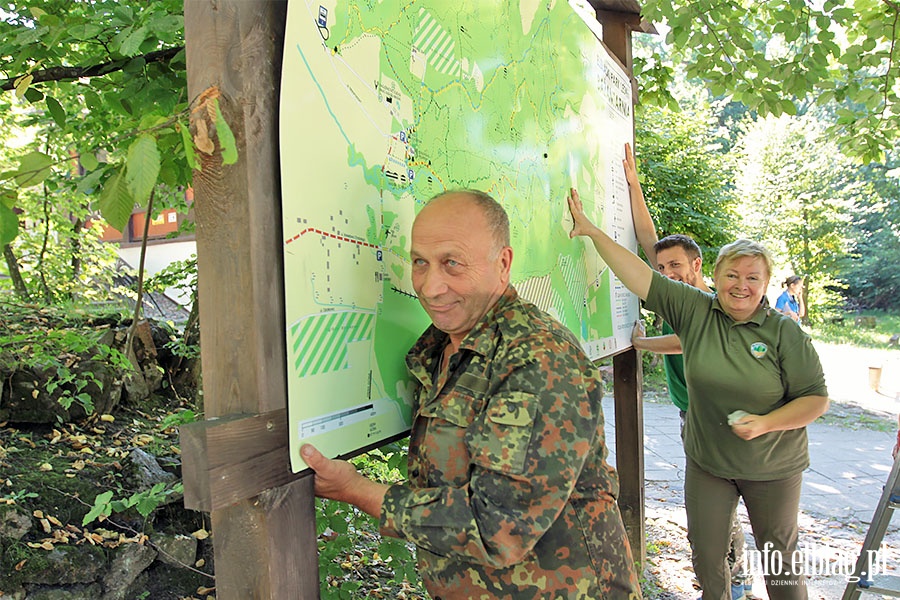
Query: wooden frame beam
183 0 319 597
597 8 647 566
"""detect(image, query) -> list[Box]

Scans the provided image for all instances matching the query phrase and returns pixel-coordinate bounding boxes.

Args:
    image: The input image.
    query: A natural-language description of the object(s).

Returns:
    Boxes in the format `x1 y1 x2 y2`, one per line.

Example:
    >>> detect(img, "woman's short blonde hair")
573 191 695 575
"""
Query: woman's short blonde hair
713 239 774 279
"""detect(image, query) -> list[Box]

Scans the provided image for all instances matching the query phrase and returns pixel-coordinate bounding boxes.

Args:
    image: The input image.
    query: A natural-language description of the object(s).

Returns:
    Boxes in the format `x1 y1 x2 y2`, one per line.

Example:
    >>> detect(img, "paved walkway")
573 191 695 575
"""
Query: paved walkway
602 394 900 599
604 397 897 524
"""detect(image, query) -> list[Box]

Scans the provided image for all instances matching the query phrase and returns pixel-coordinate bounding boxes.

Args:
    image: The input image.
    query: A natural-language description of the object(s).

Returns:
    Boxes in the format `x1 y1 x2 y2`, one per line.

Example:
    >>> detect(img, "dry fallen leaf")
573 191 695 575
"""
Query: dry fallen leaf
193 119 215 154
100 414 115 422
14 559 26 571
191 528 210 540
39 518 51 533
33 509 44 518
38 463 53 472
133 434 154 446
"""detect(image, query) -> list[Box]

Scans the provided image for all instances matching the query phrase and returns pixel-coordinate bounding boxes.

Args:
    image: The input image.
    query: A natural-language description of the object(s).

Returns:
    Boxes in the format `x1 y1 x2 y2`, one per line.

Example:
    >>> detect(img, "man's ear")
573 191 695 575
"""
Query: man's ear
692 257 703 274
498 246 513 281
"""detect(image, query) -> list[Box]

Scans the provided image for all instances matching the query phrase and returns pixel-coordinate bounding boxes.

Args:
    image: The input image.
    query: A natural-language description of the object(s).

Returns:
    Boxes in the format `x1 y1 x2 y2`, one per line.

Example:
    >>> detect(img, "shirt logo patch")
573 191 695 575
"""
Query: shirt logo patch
750 342 768 359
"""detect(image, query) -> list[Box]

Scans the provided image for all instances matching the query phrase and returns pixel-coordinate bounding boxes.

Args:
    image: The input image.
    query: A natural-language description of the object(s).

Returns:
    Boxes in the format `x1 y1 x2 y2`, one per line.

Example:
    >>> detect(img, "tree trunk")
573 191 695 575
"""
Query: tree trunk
70 216 84 302
3 244 31 301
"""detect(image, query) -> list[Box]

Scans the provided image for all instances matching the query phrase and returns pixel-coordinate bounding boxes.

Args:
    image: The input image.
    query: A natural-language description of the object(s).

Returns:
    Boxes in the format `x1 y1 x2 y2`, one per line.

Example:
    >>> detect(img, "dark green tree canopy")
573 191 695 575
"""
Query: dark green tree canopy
638 0 900 163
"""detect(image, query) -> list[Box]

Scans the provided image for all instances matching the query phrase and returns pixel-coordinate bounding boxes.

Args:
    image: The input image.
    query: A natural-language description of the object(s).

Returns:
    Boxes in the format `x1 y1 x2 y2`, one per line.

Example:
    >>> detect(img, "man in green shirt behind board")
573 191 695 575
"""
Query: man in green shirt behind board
624 144 751 600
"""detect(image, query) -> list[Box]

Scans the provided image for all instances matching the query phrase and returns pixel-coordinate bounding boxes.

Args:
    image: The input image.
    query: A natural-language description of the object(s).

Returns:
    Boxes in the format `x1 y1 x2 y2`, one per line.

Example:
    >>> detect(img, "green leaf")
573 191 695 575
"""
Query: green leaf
212 99 238 165
80 151 99 172
14 152 53 188
125 134 161 203
83 490 115 525
177 120 199 172
0 185 17 207
98 168 134 232
76 168 105 195
0 203 19 247
23 87 44 103
46 96 66 127
119 25 149 56
82 89 102 110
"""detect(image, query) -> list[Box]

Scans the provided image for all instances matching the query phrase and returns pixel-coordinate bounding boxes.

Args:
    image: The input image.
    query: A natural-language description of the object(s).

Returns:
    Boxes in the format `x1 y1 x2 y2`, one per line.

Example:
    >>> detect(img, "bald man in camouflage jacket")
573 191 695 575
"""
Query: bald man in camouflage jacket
303 190 641 599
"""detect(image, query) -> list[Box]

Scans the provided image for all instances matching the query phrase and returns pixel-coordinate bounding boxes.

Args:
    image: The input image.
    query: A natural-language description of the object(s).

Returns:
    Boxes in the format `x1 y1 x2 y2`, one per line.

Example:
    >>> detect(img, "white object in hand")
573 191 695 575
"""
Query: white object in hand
728 410 750 426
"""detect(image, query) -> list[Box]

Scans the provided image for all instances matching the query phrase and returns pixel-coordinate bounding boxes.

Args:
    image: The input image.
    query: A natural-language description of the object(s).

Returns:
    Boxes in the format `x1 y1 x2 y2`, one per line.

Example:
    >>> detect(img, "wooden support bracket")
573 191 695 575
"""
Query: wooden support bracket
180 409 302 512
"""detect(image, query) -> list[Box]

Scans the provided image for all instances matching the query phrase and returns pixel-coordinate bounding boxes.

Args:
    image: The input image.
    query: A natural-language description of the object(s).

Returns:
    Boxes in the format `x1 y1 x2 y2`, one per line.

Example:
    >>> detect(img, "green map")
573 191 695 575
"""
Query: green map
281 0 639 472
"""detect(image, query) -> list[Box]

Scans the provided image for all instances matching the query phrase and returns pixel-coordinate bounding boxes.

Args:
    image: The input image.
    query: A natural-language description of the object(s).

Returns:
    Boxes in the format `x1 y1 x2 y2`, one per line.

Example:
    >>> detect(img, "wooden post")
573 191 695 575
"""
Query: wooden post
596 8 647 566
182 1 319 597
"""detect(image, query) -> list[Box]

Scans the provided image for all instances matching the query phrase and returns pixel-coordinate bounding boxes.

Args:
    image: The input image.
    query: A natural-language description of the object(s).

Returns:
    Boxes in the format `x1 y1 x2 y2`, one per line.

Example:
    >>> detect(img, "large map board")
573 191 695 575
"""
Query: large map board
280 0 639 472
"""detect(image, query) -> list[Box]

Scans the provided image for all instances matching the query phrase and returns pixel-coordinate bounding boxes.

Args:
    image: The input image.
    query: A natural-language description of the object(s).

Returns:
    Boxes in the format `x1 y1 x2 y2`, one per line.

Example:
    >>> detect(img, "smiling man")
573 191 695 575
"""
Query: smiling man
302 189 641 599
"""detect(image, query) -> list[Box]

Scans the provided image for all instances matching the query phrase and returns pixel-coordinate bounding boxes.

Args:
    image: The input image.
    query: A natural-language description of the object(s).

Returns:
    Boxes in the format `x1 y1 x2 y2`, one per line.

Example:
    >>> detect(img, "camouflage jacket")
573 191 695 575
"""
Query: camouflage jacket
380 287 641 599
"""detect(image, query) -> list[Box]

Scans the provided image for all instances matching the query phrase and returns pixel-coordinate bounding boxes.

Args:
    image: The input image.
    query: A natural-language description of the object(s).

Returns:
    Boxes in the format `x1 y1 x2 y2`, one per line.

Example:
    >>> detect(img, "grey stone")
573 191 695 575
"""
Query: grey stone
0 507 31 540
37 546 106 585
128 448 177 491
100 543 157 600
152 533 197 568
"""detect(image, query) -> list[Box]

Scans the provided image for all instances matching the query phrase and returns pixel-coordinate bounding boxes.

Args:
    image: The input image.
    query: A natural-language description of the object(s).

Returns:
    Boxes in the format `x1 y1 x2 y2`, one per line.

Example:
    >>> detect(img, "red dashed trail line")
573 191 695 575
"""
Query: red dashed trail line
285 227 379 249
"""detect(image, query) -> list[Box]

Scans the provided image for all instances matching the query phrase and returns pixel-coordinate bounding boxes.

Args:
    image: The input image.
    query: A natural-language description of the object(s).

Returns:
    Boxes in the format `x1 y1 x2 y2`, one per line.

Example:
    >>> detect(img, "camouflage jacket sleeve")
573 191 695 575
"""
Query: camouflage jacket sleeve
380 325 604 568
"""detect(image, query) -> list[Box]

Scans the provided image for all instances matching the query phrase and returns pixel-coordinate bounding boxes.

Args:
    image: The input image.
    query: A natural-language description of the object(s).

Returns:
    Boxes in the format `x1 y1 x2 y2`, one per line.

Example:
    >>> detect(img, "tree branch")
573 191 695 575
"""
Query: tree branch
881 2 900 119
0 46 184 91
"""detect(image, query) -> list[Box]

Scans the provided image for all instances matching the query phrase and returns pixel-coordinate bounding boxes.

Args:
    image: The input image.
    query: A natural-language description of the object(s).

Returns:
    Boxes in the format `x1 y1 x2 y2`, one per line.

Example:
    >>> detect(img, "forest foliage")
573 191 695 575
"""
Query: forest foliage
0 0 898 312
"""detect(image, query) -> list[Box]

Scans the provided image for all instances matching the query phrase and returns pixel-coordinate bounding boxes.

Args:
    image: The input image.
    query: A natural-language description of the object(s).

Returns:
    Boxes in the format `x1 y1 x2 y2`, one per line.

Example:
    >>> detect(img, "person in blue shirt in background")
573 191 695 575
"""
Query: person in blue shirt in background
775 275 805 323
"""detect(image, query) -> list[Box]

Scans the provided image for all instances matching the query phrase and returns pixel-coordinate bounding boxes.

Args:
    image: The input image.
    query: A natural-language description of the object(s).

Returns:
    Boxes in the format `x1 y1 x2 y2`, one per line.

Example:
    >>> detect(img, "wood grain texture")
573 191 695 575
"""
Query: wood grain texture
180 409 302 512
599 10 646 565
184 0 319 597
613 349 646 567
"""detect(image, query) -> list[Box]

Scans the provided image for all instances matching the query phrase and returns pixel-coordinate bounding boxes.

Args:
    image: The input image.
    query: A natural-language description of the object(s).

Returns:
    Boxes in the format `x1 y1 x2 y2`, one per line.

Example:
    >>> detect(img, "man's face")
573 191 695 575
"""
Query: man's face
655 246 702 288
411 194 512 348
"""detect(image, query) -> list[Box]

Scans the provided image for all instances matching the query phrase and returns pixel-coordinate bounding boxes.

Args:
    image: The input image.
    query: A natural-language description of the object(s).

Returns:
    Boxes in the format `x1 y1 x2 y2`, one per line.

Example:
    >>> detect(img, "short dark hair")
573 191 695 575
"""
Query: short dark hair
429 189 510 248
654 234 702 262
783 275 802 287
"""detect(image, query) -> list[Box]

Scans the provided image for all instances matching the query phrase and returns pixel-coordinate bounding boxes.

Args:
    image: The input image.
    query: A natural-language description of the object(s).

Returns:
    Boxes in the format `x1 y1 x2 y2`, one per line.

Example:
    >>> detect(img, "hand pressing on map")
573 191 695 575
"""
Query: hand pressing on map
622 143 640 190
301 444 388 519
566 188 602 239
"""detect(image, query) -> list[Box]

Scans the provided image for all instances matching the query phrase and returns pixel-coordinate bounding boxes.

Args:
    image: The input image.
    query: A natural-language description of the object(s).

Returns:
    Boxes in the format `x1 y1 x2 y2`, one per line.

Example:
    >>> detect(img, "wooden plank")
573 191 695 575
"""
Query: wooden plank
180 410 301 512
212 477 319 600
597 10 646 566
183 0 320 597
612 349 646 566
187 3 287 420
589 0 642 15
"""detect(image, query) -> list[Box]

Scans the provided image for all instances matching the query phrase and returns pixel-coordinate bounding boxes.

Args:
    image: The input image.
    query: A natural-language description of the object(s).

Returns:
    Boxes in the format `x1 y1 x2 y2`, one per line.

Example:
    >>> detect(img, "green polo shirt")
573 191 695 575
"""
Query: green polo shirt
661 321 689 412
644 272 828 480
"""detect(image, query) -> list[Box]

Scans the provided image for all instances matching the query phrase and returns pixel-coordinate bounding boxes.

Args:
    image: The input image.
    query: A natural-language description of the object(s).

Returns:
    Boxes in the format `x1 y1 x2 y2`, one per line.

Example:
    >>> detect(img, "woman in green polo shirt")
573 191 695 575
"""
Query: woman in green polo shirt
567 188 829 600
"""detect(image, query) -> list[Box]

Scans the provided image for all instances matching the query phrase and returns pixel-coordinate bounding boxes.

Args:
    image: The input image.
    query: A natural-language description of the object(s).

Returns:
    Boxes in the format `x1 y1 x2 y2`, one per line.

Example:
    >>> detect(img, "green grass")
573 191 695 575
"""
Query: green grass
810 310 900 348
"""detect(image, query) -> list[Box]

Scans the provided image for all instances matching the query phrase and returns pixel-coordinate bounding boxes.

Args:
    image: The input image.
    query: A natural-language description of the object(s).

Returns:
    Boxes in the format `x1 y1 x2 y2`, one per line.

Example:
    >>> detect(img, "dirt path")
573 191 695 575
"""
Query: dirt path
640 341 900 600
